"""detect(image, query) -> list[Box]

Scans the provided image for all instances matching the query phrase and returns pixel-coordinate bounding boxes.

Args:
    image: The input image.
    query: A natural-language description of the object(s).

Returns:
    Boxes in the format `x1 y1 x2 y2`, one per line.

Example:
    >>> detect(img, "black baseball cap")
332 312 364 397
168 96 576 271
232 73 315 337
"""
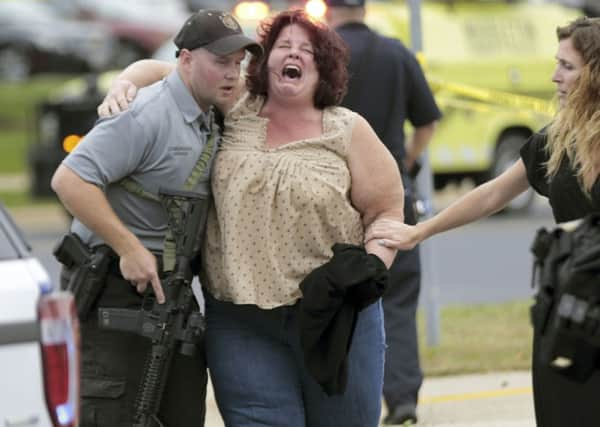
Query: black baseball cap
174 10 262 58
325 0 365 6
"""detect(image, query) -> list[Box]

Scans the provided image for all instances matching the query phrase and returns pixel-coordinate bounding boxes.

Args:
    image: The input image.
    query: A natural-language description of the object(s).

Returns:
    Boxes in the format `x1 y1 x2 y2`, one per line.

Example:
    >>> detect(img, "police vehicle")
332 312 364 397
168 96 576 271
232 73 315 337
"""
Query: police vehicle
0 202 80 427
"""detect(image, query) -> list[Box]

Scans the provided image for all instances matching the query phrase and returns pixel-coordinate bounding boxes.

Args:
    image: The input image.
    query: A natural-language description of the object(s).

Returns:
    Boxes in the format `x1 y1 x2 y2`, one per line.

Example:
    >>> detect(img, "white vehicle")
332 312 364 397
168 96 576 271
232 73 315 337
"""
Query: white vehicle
0 203 80 427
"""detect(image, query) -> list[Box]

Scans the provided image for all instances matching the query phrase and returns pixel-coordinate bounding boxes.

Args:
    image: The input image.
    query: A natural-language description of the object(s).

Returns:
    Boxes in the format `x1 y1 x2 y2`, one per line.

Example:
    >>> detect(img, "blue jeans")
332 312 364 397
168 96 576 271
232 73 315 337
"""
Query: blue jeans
205 293 385 427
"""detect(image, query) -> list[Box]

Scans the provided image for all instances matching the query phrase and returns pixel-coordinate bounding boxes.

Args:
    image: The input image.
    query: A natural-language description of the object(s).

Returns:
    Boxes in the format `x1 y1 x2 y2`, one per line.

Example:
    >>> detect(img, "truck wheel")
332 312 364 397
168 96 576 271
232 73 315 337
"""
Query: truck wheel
491 133 535 213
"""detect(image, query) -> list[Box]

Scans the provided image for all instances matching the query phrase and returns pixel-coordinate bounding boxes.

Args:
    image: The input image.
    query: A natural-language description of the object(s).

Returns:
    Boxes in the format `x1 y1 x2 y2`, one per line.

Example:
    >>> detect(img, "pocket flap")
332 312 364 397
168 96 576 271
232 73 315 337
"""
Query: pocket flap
81 376 126 399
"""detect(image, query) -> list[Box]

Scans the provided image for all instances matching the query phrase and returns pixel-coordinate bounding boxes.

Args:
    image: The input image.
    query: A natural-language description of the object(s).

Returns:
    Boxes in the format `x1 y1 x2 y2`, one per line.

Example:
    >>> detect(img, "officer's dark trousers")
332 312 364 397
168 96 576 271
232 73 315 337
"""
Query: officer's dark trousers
61 268 207 427
382 192 423 411
531 325 600 427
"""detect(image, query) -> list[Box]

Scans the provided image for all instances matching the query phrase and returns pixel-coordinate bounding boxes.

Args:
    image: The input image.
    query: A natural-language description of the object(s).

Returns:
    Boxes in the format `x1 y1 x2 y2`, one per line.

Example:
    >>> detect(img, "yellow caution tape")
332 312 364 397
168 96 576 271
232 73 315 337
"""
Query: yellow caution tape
427 75 555 116
412 51 553 116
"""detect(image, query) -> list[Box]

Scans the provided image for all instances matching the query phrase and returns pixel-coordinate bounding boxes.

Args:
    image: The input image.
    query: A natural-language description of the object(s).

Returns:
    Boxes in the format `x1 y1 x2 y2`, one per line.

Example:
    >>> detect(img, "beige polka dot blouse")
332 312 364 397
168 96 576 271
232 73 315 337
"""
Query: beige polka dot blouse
202 93 364 309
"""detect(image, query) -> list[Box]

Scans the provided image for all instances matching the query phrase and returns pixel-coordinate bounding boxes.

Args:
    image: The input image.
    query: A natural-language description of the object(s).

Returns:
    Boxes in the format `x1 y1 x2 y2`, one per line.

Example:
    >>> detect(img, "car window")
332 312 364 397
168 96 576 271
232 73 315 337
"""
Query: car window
0 237 17 260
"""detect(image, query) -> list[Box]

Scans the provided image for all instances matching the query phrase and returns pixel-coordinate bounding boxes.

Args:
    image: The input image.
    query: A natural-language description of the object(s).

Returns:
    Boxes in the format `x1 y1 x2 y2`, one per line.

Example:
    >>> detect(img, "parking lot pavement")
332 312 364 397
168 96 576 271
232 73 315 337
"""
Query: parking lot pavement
415 371 534 427
204 371 535 427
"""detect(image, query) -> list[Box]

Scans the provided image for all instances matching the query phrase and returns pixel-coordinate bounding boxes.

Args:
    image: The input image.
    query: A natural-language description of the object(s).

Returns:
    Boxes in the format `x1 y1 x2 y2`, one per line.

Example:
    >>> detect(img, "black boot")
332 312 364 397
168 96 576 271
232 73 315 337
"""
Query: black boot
383 404 418 425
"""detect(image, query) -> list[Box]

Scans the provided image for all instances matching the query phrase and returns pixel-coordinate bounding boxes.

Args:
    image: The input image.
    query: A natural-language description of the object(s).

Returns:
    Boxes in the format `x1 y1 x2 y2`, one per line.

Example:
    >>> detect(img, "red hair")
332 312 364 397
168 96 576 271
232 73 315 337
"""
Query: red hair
246 9 349 108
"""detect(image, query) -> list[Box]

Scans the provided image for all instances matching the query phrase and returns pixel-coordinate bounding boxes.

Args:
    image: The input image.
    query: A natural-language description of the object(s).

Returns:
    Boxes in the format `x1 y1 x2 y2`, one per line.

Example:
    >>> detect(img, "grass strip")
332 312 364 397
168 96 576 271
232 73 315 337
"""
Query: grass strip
0 75 74 174
419 299 533 376
0 190 58 208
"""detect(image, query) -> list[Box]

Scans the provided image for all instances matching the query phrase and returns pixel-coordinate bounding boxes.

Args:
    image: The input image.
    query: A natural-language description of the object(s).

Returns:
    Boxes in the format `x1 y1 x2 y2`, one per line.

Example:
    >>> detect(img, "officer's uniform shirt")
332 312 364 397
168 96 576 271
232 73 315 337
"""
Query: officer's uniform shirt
335 22 441 166
63 70 218 252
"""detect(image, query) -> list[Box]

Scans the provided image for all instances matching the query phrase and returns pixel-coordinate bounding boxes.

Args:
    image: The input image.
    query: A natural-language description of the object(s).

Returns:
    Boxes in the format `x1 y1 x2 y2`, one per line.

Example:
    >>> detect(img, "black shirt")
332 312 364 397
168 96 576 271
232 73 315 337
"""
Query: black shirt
335 22 441 163
520 130 600 222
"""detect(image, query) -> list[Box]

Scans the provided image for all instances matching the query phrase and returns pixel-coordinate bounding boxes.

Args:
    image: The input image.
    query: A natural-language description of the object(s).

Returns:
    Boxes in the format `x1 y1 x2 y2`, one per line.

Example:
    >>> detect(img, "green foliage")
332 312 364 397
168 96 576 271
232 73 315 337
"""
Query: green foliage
0 131 27 173
0 190 58 208
418 300 533 376
0 75 73 174
0 75 73 127
0 191 29 206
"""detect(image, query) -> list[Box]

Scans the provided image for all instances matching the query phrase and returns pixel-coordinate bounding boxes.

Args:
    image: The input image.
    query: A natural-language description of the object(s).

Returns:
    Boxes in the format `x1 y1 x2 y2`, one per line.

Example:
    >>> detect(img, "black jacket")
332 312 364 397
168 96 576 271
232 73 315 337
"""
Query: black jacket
298 243 388 395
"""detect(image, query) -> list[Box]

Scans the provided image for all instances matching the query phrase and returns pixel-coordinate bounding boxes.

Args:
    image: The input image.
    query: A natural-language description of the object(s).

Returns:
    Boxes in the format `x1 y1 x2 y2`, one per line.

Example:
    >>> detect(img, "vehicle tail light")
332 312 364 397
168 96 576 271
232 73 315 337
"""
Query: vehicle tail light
39 292 80 427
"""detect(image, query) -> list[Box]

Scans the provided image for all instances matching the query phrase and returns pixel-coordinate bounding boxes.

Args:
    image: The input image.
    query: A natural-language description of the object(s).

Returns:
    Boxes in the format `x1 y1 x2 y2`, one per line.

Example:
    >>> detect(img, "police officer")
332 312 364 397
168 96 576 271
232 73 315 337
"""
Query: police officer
325 1 441 424
51 10 261 426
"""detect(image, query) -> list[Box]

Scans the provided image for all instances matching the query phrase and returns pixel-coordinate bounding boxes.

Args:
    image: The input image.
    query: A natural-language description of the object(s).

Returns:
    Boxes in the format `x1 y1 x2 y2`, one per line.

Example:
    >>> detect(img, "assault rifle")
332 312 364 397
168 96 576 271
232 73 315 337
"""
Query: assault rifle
98 188 209 426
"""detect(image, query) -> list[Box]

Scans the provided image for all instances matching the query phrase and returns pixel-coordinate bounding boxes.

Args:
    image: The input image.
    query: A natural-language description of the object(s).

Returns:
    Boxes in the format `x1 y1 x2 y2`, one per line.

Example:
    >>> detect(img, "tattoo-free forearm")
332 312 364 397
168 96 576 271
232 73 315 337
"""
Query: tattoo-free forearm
405 121 437 170
417 163 528 240
116 59 174 88
365 238 397 268
51 165 141 257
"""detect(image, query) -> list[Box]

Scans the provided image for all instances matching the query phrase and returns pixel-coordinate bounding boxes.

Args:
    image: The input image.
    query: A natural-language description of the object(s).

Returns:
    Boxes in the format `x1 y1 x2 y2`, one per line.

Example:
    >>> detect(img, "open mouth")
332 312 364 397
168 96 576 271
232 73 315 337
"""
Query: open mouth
282 64 302 79
220 85 235 95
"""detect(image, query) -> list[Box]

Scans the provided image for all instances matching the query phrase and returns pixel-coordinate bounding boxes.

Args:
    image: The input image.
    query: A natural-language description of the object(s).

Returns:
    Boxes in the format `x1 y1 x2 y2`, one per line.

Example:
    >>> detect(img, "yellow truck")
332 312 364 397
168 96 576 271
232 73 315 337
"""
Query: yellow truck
365 0 579 211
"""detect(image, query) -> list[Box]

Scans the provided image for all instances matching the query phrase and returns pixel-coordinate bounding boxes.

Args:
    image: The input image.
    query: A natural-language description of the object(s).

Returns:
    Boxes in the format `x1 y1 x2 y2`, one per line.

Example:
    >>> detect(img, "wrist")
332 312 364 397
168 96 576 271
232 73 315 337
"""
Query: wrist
414 221 428 245
110 231 141 258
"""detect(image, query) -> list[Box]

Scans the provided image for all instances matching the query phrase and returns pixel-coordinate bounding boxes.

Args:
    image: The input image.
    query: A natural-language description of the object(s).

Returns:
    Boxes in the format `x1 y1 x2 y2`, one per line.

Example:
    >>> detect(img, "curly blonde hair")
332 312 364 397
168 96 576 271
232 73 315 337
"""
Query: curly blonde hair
547 17 600 192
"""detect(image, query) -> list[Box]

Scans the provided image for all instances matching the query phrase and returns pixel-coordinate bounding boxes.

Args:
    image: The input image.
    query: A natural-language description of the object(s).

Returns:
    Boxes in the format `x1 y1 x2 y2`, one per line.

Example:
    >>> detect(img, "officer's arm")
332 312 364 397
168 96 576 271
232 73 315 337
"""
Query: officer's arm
347 115 404 268
51 165 138 256
51 165 165 303
98 59 174 117
404 120 437 173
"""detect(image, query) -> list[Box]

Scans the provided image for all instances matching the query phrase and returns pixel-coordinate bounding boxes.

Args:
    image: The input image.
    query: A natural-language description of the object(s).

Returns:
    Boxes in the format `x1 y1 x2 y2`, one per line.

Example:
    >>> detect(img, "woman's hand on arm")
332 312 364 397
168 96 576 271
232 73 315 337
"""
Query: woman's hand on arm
347 115 405 268
97 59 175 117
365 219 422 250
97 79 138 117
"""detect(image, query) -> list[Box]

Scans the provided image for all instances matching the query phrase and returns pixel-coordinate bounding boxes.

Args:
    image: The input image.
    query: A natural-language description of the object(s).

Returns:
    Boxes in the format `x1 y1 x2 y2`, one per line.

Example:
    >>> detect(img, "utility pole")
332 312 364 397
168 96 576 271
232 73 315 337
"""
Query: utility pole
408 0 441 347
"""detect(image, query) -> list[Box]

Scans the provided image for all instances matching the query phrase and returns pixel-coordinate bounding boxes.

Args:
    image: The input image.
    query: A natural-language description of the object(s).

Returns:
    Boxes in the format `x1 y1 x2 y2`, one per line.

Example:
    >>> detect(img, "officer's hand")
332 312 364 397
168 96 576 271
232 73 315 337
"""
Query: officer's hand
364 218 421 250
119 245 166 304
97 79 138 118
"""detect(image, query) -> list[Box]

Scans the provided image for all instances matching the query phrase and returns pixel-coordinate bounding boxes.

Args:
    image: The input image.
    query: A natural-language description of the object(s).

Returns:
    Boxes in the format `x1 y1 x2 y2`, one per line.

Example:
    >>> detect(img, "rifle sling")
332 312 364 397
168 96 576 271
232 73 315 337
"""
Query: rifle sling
118 123 217 272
